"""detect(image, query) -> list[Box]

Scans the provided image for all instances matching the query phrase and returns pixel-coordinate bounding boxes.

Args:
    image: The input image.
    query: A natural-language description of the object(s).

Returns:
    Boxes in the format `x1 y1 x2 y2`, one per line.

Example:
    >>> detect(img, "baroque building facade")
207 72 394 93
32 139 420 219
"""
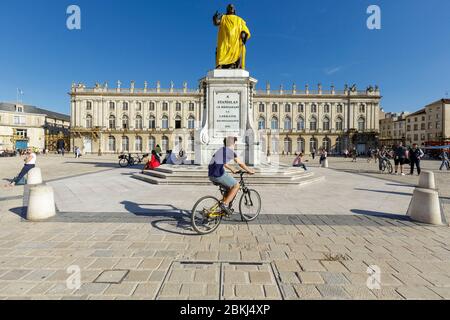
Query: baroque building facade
70 81 381 158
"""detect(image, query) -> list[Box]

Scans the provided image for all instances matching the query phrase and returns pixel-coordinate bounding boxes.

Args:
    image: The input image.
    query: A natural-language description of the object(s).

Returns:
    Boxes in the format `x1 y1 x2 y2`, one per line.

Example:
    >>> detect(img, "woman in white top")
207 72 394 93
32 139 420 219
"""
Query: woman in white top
6 148 36 187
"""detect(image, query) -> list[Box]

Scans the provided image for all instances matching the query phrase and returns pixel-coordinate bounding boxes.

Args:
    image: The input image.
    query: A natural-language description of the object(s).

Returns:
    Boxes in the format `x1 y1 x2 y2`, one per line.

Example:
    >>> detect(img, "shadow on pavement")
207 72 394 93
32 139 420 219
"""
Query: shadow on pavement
63 161 120 168
351 209 411 221
354 188 413 197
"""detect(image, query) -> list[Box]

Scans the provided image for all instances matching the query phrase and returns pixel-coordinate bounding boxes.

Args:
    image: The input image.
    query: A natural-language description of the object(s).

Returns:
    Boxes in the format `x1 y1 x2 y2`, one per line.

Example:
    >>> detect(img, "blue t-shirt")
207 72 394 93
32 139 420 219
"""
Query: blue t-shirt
208 147 237 177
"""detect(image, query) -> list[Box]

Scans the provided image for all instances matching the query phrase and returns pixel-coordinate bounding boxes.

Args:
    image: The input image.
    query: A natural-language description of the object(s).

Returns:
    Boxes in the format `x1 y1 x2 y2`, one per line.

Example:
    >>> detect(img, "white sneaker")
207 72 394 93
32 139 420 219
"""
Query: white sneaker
401 173 405 176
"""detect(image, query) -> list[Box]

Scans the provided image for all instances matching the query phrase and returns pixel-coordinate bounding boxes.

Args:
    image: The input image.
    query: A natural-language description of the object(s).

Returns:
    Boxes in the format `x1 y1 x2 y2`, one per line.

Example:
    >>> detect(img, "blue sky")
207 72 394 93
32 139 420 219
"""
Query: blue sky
0 0 449 115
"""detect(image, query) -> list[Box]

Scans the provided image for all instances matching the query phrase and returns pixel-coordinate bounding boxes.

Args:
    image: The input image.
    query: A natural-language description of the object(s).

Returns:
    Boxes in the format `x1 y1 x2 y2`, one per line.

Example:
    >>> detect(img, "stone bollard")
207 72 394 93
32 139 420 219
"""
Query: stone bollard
27 167 43 185
407 188 444 225
27 185 56 221
321 158 329 168
418 170 436 189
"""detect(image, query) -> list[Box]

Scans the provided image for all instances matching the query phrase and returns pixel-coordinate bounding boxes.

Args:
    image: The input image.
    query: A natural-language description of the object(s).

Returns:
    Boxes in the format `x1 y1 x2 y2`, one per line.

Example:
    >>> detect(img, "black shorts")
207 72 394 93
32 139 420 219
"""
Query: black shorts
394 158 405 166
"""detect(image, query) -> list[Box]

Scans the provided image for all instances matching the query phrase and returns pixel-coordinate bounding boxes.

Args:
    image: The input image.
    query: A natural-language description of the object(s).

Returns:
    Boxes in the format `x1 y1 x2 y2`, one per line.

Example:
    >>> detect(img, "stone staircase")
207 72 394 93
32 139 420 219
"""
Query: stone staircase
131 164 324 186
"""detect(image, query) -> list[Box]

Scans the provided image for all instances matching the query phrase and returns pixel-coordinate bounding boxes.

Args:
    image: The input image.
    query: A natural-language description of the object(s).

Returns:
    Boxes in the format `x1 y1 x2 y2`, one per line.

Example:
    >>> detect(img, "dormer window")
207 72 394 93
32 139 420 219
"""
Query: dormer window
16 105 23 113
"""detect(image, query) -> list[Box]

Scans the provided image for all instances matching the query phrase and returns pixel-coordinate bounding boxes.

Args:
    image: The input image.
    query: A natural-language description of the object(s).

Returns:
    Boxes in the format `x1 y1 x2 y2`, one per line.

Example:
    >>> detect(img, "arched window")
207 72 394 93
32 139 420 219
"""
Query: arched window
297 137 305 153
175 136 183 149
284 137 292 154
258 117 265 130
135 136 143 151
108 136 116 151
149 115 156 129
161 136 169 152
337 104 343 113
108 115 116 129
322 137 331 152
122 115 129 129
358 117 366 131
309 137 317 152
109 102 115 111
149 102 155 111
188 116 195 129
284 104 291 113
297 117 305 130
335 117 343 131
175 115 182 129
85 115 92 128
258 103 265 113
122 136 129 151
271 117 279 130
309 117 317 131
272 103 278 113
86 101 92 111
123 102 128 111
135 115 143 130
162 115 169 129
149 136 156 151
323 116 330 131
324 104 330 113
311 104 317 113
284 116 292 130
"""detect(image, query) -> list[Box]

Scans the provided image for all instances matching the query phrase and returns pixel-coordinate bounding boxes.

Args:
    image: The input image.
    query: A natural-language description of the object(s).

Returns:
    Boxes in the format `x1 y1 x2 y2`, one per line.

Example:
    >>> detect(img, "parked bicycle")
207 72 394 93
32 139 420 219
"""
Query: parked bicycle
191 171 261 235
380 158 393 174
118 153 148 167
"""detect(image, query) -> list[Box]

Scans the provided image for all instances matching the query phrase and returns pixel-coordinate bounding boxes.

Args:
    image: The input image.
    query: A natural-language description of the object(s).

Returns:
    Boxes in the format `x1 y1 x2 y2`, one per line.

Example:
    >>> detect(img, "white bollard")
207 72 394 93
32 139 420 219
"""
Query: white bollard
27 167 43 185
27 185 56 221
407 188 444 225
321 158 329 168
418 170 435 189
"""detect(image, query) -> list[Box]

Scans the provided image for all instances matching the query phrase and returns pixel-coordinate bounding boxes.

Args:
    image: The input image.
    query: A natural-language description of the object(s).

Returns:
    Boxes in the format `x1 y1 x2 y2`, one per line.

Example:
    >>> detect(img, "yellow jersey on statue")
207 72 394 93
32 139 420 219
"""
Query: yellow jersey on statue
213 4 251 70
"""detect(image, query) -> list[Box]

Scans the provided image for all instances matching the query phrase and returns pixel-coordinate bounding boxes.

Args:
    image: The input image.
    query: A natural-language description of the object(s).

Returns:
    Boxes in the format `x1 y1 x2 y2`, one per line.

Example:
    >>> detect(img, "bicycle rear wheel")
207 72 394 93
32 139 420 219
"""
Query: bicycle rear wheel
191 196 222 235
239 189 261 222
387 161 393 174
119 158 128 167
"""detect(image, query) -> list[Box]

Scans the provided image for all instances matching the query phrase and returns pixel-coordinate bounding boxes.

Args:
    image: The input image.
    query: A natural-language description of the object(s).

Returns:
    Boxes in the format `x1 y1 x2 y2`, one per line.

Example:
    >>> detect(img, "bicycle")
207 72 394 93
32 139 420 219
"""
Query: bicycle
118 153 136 167
380 157 393 174
191 171 261 235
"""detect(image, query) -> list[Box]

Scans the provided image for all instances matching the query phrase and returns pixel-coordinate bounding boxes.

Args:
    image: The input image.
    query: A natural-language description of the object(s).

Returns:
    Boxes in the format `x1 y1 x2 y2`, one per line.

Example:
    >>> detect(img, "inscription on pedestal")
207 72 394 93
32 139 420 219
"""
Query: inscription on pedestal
213 91 241 138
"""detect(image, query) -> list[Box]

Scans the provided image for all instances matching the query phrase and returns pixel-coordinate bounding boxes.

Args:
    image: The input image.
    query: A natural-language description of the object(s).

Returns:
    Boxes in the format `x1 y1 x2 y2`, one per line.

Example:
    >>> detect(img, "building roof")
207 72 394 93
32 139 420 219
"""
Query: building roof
0 102 70 122
406 108 426 117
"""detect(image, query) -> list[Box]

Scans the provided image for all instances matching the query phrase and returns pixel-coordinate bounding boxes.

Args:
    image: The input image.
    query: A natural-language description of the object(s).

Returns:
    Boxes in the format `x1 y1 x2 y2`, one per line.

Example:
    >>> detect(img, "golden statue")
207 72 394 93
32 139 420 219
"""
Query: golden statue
213 4 251 69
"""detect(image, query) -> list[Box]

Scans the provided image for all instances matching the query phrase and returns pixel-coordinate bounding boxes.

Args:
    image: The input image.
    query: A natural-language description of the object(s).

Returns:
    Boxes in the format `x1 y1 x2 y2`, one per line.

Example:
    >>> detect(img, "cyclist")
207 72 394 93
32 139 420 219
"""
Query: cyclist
378 146 389 172
208 136 255 216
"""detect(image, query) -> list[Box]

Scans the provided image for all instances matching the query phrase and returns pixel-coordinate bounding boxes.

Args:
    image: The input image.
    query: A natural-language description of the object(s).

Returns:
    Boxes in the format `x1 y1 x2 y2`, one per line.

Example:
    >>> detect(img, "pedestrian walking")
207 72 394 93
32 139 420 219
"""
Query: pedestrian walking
408 143 424 175
311 148 316 160
351 147 357 162
393 142 407 175
439 149 449 170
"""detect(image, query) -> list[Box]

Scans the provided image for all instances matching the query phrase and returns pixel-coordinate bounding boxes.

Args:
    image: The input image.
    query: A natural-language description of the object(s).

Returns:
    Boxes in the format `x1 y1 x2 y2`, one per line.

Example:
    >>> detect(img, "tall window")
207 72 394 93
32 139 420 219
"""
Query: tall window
175 116 182 129
86 101 92 111
335 138 342 154
122 115 129 129
135 115 143 129
258 117 265 130
323 116 330 131
189 103 195 111
188 116 195 129
188 136 195 152
123 102 128 111
322 137 331 151
149 136 156 151
359 104 365 113
162 115 169 129
86 115 93 128
309 117 317 131
271 137 279 154
297 117 305 130
149 116 156 129
161 136 169 152
122 136 129 151
135 136 143 151
297 137 305 153
337 104 343 113
162 102 168 111
298 104 304 113
109 102 115 111
149 102 155 111
284 104 291 113
324 104 330 113
108 136 116 151
358 117 366 131
335 117 343 131
309 138 317 151
272 103 278 113
311 104 317 113
271 117 279 130
176 102 181 111
109 115 116 129
259 103 265 113
284 117 292 130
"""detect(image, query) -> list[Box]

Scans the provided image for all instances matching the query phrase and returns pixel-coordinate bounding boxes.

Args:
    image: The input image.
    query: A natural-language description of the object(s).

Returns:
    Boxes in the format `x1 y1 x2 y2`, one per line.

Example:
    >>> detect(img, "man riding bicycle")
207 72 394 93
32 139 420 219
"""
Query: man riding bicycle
208 136 255 216
378 146 389 172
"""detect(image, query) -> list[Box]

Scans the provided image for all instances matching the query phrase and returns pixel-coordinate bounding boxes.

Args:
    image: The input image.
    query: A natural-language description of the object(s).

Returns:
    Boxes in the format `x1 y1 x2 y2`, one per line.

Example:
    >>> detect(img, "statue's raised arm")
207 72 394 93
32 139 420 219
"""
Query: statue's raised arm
214 4 251 70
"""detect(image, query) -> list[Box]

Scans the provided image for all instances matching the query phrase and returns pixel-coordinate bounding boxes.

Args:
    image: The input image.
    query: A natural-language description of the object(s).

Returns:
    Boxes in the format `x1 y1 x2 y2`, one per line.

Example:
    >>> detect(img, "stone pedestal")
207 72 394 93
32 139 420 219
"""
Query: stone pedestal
195 69 260 166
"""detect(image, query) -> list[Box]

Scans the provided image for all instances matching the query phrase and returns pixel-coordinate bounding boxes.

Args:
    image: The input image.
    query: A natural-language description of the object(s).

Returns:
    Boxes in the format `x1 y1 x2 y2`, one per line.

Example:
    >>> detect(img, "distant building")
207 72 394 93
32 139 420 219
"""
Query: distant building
379 111 409 146
0 102 70 152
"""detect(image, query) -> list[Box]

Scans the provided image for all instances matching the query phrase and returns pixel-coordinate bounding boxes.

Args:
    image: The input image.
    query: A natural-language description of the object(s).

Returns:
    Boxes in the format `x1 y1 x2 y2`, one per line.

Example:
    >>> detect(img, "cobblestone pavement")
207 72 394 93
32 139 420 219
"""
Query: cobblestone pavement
0 155 449 300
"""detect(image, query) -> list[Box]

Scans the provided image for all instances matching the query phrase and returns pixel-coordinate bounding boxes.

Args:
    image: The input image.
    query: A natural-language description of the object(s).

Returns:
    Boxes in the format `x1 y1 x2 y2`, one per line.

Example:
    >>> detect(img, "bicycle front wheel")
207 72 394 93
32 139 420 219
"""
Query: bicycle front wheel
191 196 222 235
387 161 393 174
119 158 128 167
239 189 261 222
